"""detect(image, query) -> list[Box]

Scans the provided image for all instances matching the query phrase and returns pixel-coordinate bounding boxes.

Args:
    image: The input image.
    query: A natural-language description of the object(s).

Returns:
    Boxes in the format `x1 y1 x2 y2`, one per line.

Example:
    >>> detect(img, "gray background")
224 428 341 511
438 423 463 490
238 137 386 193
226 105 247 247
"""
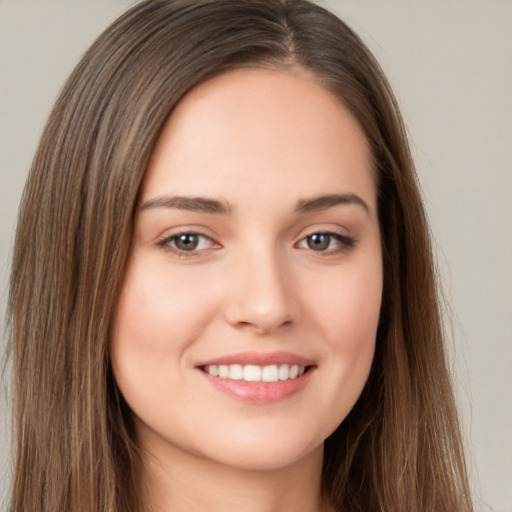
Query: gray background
1 1 511 510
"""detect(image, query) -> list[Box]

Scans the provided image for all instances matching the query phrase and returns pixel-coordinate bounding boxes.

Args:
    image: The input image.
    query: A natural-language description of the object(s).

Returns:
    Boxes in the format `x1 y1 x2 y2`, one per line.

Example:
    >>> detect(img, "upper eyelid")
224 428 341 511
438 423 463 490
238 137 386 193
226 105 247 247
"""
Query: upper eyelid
296 232 355 245
296 227 352 241
156 226 219 243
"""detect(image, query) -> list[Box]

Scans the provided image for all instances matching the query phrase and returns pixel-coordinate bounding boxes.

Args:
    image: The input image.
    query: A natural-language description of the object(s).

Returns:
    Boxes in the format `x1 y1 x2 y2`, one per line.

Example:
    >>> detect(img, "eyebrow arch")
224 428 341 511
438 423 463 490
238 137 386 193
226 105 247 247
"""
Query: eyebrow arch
295 193 370 215
139 195 231 214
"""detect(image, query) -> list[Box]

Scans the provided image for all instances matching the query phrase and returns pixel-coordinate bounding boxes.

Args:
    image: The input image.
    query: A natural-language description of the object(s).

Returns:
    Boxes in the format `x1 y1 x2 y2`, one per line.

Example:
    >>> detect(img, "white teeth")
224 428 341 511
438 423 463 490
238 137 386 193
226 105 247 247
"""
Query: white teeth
261 365 279 382
204 363 306 382
243 365 262 382
278 364 290 381
229 364 243 380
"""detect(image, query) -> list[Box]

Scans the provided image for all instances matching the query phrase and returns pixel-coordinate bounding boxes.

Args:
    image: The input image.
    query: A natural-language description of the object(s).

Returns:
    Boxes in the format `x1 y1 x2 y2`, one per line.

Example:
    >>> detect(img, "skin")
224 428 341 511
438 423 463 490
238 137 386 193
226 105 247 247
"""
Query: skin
110 67 383 512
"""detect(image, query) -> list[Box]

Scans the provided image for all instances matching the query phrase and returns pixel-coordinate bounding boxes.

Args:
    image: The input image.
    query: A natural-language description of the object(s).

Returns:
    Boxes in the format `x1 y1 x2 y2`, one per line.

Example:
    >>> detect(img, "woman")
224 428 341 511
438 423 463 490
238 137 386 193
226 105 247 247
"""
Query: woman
6 0 474 511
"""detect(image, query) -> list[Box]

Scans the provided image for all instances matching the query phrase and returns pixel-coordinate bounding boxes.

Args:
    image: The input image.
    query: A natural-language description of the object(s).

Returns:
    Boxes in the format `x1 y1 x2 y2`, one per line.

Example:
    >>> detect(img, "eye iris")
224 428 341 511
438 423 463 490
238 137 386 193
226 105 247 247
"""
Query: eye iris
307 234 330 251
175 234 199 251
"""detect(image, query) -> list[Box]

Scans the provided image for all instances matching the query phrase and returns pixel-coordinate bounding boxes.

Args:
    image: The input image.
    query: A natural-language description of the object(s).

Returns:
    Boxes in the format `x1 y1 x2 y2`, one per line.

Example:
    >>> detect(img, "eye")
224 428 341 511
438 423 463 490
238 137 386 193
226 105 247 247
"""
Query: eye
297 232 355 253
157 232 217 255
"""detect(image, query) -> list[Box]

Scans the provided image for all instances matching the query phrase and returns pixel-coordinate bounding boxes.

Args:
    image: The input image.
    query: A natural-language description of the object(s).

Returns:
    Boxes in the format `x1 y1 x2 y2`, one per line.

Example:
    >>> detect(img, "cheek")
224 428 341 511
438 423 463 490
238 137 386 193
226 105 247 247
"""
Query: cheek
319 267 381 421
311 258 382 344
305 256 382 402
112 257 218 350
109 258 220 400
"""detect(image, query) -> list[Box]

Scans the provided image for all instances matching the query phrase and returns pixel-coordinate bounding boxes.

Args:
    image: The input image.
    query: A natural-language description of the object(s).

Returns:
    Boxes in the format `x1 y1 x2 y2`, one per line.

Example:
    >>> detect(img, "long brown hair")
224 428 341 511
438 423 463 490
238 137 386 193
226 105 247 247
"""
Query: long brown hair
6 0 473 510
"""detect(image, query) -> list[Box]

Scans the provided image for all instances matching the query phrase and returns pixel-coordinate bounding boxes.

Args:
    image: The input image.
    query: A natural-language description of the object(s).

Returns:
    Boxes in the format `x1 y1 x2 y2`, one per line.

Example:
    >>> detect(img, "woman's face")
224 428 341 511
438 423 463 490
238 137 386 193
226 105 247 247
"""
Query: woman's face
110 67 382 472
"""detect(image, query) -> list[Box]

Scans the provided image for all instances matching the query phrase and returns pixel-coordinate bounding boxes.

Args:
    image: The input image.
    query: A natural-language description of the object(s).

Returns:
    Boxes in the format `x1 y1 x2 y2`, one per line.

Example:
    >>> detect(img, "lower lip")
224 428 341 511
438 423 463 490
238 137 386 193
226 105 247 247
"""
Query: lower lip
199 369 314 404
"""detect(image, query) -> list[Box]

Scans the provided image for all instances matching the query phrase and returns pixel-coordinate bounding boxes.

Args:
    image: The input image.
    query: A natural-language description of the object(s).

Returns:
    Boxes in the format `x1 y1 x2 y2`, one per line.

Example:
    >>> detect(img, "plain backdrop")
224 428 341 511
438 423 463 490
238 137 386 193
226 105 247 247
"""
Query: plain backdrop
1 1 511 510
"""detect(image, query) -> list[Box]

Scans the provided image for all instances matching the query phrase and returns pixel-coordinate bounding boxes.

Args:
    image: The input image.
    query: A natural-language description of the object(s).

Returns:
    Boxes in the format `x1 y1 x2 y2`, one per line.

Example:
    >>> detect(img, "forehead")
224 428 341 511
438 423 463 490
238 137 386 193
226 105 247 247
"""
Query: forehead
141 67 375 211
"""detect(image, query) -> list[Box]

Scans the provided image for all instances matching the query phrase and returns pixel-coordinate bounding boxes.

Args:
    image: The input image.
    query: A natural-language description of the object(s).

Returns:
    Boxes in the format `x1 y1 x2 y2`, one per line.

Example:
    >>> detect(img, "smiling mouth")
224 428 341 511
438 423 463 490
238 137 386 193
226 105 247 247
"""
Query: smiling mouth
200 364 312 382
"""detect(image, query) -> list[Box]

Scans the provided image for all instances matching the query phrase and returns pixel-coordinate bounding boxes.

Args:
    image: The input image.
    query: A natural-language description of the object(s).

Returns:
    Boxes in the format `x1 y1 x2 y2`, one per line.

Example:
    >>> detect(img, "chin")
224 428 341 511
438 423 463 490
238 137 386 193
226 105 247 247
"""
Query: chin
192 428 328 473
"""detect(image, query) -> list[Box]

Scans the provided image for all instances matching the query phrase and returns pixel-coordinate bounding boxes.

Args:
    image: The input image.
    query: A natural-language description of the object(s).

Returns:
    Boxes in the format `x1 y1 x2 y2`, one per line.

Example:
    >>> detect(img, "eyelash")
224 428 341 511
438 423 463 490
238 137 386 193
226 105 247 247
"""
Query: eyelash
156 231 356 258
156 231 217 257
295 232 356 255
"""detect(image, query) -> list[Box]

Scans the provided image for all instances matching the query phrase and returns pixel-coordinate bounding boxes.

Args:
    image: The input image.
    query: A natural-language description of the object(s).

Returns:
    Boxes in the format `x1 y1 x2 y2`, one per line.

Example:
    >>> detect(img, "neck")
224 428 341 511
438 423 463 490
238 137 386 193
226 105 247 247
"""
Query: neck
138 440 329 512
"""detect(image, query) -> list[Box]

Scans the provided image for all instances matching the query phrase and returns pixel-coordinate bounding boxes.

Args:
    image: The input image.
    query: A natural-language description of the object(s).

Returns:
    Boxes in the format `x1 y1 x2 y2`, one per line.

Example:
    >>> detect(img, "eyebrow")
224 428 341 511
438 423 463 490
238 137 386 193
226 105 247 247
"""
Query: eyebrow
139 195 230 214
295 194 370 215
139 192 370 216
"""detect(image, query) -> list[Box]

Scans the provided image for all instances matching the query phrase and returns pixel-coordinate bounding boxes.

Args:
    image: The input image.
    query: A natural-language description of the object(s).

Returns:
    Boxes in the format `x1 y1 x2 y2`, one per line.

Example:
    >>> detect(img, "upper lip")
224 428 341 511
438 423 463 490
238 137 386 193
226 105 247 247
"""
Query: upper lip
195 351 316 368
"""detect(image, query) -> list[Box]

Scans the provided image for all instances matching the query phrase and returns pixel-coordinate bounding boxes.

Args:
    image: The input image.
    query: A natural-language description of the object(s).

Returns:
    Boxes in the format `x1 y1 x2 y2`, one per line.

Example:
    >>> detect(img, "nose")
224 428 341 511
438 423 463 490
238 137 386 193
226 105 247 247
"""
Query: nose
223 247 299 334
